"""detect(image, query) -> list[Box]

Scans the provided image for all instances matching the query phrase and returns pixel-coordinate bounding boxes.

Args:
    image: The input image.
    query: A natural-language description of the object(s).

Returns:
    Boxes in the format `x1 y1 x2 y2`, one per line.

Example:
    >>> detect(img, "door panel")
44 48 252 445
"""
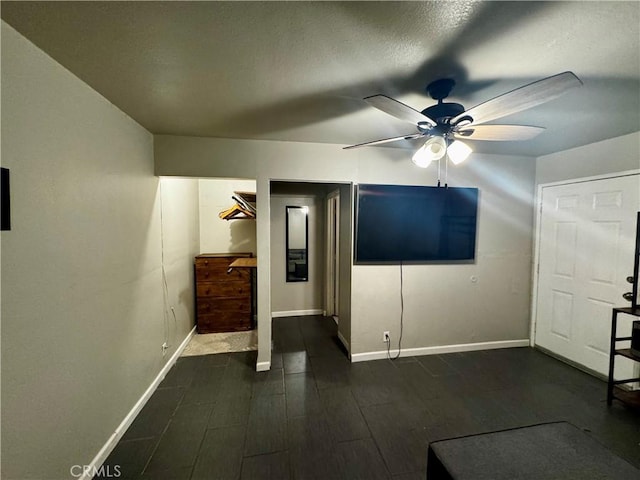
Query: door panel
550 290 573 340
583 297 613 356
535 174 639 377
587 221 619 284
553 221 577 277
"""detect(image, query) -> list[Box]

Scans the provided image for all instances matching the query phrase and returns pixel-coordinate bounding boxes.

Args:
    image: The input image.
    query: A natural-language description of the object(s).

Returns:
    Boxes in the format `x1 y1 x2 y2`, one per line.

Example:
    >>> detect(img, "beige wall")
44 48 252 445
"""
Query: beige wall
270 193 324 315
1 24 198 479
198 178 257 255
160 177 200 347
156 134 537 364
350 154 535 354
536 131 640 185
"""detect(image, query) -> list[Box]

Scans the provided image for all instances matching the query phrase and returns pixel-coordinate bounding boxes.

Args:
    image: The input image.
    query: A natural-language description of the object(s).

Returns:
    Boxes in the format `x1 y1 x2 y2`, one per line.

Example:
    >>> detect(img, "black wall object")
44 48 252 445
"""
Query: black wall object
354 184 479 264
1 168 10 231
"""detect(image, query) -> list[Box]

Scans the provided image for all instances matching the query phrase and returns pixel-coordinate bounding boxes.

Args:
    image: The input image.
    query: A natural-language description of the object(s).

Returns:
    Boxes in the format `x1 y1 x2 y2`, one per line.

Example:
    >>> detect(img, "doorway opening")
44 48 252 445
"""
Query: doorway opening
269 181 352 359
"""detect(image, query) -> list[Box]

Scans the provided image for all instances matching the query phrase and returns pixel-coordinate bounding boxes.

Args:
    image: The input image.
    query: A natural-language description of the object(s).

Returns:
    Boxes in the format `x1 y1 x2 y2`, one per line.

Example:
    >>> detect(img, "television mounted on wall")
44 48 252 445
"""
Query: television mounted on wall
354 184 479 264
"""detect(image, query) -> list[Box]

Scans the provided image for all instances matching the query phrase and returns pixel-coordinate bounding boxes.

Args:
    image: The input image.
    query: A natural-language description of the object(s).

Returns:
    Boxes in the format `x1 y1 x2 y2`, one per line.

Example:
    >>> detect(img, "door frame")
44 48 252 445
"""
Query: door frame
530 169 640 347
325 189 340 318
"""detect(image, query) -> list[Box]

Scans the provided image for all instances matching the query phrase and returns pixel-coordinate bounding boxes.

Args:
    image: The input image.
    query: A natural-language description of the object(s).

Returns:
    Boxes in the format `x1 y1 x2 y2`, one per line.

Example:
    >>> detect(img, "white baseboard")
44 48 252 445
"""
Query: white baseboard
337 330 350 359
271 309 324 318
81 326 196 480
350 339 530 363
256 361 271 372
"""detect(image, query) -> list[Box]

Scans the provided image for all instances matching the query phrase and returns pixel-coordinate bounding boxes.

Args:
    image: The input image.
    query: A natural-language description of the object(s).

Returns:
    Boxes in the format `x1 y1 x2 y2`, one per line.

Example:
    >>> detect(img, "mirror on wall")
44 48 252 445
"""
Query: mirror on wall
286 206 308 282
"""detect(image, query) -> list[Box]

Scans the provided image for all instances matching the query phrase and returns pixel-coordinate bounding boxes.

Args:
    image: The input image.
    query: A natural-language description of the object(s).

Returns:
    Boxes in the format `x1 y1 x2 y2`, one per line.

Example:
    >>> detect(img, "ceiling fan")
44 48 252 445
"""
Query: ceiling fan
344 71 583 167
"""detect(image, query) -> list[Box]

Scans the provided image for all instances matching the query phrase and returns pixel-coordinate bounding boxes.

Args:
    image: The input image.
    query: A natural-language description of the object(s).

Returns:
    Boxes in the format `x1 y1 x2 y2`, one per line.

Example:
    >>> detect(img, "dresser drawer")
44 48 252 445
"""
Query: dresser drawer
197 297 251 316
195 253 251 269
197 313 252 333
195 265 250 283
197 281 250 298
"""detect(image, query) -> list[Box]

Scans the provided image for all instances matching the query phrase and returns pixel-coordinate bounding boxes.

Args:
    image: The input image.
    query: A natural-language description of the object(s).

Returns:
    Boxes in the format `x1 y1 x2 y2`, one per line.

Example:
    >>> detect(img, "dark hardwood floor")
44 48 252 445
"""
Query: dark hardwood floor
99 316 640 479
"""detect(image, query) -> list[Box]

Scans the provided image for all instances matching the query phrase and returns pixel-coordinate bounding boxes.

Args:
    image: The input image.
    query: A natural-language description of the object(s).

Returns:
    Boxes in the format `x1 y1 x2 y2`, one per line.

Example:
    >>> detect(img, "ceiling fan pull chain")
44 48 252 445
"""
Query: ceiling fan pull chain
444 156 449 187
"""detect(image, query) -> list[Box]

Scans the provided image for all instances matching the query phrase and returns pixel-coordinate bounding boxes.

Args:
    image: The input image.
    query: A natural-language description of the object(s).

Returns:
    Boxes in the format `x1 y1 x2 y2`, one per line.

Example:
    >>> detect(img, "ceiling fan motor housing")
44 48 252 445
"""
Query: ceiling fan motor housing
426 78 456 101
423 78 467 127
421 102 465 125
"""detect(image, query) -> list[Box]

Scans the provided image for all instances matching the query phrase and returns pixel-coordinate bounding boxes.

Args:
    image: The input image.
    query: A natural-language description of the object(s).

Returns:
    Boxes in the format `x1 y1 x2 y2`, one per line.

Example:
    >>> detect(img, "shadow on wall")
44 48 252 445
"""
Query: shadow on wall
229 219 257 254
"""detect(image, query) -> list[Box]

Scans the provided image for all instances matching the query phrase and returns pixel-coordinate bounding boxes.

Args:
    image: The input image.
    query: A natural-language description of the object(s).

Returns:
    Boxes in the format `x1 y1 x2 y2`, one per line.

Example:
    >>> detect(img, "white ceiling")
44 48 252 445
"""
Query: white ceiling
2 1 639 156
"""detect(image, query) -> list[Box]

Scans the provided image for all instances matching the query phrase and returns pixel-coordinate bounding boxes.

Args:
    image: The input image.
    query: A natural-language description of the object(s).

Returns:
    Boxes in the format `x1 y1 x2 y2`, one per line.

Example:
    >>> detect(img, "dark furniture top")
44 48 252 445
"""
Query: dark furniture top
427 421 639 479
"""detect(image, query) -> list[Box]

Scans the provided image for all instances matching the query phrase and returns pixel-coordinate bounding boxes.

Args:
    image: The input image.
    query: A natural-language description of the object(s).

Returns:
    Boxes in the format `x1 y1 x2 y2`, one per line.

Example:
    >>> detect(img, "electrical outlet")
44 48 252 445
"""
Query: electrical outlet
162 342 169 356
383 331 390 342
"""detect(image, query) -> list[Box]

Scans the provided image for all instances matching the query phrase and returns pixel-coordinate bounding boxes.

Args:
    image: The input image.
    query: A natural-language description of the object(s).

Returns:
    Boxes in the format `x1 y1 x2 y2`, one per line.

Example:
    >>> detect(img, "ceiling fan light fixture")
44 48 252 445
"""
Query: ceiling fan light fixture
411 144 433 168
412 136 446 168
425 136 447 159
447 140 472 165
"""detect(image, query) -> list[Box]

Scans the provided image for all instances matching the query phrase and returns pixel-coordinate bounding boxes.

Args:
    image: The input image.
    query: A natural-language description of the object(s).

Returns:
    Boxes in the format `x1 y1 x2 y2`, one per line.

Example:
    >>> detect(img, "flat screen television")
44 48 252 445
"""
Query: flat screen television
354 184 479 263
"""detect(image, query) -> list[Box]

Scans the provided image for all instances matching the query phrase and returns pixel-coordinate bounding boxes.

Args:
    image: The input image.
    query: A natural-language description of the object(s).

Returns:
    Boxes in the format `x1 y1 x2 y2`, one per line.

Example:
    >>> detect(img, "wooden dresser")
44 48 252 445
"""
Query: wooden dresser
194 253 253 333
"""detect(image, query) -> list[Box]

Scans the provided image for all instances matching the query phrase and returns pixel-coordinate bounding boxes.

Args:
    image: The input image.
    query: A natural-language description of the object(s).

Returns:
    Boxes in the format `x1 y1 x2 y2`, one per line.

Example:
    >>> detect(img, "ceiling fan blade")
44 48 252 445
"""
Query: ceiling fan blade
454 125 544 141
451 72 583 125
343 133 425 150
364 95 436 127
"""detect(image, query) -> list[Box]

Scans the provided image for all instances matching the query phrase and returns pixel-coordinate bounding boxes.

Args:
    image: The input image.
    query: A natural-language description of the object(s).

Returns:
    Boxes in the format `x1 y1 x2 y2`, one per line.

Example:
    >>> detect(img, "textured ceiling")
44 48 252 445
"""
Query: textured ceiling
2 1 639 156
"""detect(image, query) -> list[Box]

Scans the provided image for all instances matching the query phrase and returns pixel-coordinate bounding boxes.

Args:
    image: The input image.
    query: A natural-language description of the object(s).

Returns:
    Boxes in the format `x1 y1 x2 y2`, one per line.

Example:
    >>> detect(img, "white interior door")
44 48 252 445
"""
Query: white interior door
534 174 640 377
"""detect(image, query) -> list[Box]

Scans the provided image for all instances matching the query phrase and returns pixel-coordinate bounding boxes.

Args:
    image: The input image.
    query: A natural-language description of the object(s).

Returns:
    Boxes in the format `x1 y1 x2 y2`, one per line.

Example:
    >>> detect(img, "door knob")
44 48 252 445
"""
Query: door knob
623 292 634 301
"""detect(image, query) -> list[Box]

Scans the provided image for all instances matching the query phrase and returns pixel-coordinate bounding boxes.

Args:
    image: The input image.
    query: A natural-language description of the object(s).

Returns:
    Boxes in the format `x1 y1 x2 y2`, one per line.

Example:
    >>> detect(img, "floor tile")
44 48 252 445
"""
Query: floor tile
143 403 212 472
208 394 252 428
283 351 311 374
361 403 427 475
122 387 184 440
335 438 391 480
284 371 323 418
318 387 371 442
252 368 285 396
288 414 341 479
391 472 425 480
96 438 157 479
240 451 290 480
190 426 245 480
416 354 459 377
139 466 193 480
190 363 226 389
244 394 287 456
159 356 201 388
181 382 221 406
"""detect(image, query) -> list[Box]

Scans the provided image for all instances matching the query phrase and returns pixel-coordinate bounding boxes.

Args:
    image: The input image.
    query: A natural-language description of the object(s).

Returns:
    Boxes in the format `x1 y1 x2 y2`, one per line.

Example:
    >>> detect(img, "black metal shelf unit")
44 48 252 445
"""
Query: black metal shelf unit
607 307 640 407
